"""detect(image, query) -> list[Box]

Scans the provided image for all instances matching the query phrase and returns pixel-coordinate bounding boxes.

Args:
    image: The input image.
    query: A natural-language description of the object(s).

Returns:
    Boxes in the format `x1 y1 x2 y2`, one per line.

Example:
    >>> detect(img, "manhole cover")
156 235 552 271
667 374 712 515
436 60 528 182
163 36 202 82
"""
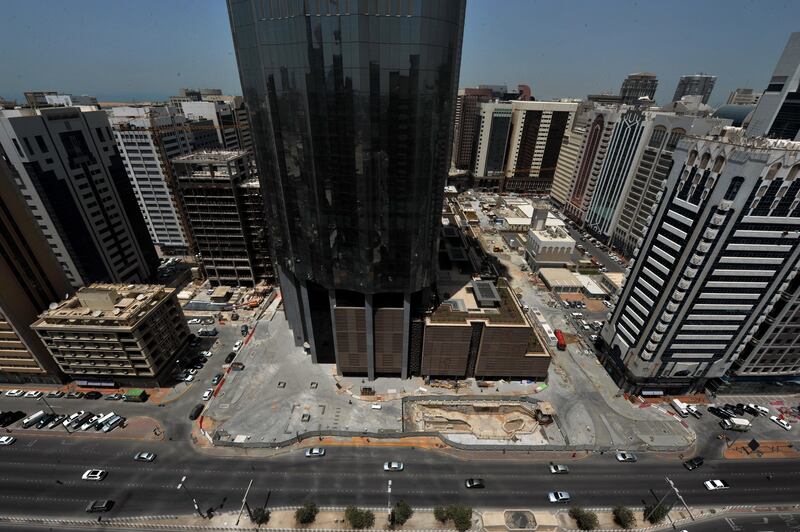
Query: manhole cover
301 413 311 422
277 382 286 388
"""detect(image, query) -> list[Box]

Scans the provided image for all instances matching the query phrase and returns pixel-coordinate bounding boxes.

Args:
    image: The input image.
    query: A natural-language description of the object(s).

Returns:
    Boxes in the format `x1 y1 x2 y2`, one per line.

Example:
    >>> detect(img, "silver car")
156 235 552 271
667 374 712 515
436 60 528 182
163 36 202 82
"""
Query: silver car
383 461 404 472
548 491 571 503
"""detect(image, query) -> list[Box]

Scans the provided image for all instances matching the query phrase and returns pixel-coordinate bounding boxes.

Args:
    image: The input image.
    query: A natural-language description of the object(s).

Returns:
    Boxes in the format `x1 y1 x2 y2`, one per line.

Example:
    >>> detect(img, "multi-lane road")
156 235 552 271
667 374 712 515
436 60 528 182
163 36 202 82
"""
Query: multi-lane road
0 434 797 521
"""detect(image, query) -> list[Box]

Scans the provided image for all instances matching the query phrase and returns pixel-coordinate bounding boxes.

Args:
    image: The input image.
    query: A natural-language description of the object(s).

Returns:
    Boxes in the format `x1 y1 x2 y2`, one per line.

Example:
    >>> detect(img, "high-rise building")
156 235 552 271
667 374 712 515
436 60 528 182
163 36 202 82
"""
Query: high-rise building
672 74 716 105
451 88 493 171
747 32 800 140
0 105 159 287
110 106 195 254
0 146 71 383
173 150 272 287
32 284 190 386
24 91 98 109
727 88 762 106
180 100 241 150
611 113 730 256
550 106 590 208
600 128 800 394
619 73 658 105
473 101 512 190
227 0 465 378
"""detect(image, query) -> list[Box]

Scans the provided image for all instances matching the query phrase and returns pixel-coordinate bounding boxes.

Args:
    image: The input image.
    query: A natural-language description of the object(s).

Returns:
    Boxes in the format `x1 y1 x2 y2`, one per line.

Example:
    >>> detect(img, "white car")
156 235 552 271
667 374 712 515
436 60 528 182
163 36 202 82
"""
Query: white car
750 404 770 416
548 491 571 503
383 461 404 471
305 447 325 457
616 452 637 463
4 390 23 397
233 340 243 351
549 464 569 474
0 436 16 446
24 391 43 398
202 389 214 401
188 369 198 375
183 374 195 382
770 415 792 431
134 452 156 462
188 318 202 324
201 351 212 358
64 411 84 426
704 479 729 491
82 469 107 481
81 414 102 431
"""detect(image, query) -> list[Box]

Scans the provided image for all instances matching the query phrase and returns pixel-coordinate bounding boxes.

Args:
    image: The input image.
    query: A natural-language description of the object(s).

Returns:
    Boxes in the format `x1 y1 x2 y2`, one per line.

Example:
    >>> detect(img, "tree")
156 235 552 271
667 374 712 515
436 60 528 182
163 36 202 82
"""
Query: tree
446 504 473 532
612 506 635 529
392 500 413 525
295 502 319 525
345 506 375 529
644 503 670 524
250 507 270 525
568 507 598 530
434 506 448 523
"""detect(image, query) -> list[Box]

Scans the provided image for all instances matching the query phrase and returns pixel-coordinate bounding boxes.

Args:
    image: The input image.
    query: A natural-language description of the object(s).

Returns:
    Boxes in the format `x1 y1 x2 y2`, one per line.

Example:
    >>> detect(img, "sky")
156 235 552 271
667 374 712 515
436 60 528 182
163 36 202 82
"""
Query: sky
0 0 797 107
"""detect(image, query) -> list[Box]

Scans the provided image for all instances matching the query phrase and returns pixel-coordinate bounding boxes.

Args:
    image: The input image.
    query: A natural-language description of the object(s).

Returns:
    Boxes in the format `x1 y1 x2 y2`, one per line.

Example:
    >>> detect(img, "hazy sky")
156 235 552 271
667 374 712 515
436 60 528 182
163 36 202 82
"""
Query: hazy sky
1 0 796 106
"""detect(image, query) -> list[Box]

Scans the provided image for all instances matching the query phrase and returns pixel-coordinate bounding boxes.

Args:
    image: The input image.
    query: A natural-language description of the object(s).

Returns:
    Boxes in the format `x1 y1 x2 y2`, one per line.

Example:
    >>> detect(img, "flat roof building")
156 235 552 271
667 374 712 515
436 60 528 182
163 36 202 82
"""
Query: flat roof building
538 268 583 293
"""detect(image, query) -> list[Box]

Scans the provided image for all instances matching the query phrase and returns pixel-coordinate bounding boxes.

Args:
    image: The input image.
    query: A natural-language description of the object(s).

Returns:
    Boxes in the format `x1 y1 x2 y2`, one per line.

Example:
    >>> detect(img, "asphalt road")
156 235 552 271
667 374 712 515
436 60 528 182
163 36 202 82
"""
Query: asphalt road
0 434 797 521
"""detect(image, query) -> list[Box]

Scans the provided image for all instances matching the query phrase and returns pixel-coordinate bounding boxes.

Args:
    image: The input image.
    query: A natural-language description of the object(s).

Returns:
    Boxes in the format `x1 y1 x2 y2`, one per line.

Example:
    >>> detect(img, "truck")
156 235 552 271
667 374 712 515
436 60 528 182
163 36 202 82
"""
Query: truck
720 417 751 432
554 329 566 351
670 399 689 418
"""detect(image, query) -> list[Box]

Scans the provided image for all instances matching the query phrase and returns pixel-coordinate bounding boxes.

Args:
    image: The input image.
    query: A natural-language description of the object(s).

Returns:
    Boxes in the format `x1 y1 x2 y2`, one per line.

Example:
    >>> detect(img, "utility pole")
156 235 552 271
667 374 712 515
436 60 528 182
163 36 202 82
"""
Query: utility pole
38 395 56 415
236 478 254 526
387 480 392 523
177 475 204 518
666 476 695 521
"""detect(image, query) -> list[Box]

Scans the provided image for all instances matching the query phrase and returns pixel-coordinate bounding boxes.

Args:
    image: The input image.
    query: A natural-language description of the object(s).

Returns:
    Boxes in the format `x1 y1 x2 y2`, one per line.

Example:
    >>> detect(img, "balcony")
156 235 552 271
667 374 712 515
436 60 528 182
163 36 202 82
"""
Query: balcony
656 322 668 333
650 332 664 343
678 279 691 290
697 241 711 252
711 214 726 225
667 302 679 312
703 228 719 239
672 292 685 302
684 267 698 279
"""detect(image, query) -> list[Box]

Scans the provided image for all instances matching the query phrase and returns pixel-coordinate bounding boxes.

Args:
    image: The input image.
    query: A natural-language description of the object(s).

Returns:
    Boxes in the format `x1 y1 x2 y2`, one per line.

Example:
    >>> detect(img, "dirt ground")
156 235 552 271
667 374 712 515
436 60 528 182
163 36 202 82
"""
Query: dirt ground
724 439 800 459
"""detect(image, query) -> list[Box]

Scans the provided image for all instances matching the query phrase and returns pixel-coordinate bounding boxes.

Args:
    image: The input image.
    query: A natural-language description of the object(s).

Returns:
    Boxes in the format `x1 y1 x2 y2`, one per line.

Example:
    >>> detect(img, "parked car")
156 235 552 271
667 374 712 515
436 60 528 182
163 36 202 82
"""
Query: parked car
749 404 770 416
305 447 326 457
65 391 84 399
225 353 236 364
200 351 212 358
105 393 124 401
211 373 223 385
202 389 214 401
464 478 485 489
46 391 65 398
84 391 103 400
233 340 243 351
686 405 702 418
241 324 249 336
770 415 792 431
187 318 202 325
81 469 107 481
24 391 43 399
683 456 704 471
547 491 571 503
4 390 23 397
615 452 637 463
704 479 729 491
47 415 67 429
35 413 57 429
188 404 204 420
743 404 760 416
183 374 195 382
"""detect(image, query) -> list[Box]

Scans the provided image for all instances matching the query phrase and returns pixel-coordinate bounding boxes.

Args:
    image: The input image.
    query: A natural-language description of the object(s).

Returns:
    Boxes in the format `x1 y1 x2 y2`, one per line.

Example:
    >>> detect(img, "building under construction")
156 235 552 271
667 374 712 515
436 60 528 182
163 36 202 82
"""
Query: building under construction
172 150 272 287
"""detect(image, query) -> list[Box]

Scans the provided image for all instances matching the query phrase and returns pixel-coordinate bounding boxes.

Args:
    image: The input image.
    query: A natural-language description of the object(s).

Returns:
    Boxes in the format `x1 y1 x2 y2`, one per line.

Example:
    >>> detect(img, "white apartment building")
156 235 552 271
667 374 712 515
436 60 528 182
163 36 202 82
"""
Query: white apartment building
180 101 240 150
110 106 193 253
601 127 800 394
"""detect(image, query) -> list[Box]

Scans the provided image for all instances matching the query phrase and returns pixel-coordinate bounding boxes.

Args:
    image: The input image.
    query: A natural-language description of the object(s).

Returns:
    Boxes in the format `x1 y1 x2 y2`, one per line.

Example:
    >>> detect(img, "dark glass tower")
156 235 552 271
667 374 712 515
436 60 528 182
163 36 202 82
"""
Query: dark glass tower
227 0 465 378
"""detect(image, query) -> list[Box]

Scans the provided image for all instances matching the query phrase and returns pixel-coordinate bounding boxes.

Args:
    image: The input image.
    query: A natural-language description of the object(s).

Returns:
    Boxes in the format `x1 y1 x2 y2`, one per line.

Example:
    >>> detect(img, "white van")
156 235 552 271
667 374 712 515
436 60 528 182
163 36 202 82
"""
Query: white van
670 399 689 418
571 312 584 319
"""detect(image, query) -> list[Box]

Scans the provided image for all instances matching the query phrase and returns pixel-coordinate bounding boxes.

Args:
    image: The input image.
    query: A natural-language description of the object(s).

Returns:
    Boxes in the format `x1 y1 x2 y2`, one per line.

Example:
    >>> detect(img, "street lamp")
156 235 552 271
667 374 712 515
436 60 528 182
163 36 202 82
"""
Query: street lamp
176 475 204 518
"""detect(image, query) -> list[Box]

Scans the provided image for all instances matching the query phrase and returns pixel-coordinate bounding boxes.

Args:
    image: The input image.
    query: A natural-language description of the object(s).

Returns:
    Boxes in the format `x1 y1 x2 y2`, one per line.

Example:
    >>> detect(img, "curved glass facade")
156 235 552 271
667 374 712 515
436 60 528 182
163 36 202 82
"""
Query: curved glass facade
228 0 465 294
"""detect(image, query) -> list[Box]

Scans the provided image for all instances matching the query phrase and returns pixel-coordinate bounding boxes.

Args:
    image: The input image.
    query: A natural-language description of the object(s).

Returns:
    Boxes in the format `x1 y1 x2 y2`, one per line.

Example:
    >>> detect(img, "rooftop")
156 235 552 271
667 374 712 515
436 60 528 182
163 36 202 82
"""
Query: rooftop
172 150 249 164
33 284 174 328
430 279 526 326
539 268 583 288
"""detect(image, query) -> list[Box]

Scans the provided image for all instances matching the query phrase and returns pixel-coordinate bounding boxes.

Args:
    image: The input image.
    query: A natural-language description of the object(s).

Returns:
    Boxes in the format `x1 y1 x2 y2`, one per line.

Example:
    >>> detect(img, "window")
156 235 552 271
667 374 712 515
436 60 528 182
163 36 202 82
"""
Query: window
22 137 34 155
35 135 48 153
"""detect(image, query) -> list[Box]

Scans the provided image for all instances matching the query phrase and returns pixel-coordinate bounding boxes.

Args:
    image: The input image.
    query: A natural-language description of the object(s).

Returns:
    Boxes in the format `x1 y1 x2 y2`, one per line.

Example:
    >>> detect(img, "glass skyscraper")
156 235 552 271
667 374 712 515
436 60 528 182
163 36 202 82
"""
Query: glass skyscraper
227 0 465 377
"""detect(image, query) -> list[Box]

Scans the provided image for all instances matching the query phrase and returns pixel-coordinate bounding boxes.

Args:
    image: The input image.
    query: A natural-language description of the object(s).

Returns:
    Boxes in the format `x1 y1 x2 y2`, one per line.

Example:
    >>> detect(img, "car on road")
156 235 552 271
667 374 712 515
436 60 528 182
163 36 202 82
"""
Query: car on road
0 436 16 446
134 452 156 462
749 404 770 416
233 340 243 351
202 389 214 401
65 391 84 399
704 479 729 491
23 391 43 399
82 469 107 481
383 461 404 472
225 353 236 364
615 452 637 463
305 447 326 457
211 373 223 385
4 390 23 397
465 478 485 489
46 391 64 398
84 391 102 400
86 500 114 513
770 415 792 431
105 393 124 401
188 318 202 324
683 456 704 471
547 491 571 503
549 464 569 474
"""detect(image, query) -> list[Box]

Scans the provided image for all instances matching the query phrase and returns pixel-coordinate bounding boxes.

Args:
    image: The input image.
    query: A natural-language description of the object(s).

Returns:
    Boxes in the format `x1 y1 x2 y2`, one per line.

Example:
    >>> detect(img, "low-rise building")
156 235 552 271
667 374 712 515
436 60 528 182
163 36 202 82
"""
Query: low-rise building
422 279 550 379
32 284 190 386
599 272 625 296
525 226 575 269
538 268 582 294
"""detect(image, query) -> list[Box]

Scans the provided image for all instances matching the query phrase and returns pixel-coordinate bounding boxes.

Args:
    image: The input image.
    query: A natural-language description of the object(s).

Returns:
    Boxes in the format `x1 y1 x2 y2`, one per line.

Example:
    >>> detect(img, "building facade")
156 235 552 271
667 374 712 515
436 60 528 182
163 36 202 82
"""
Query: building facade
619 73 658 105
0 106 158 287
173 151 273 287
601 128 800 394
180 101 241 150
228 0 465 378
32 284 190 386
451 87 493 171
672 74 716 105
473 101 512 189
110 106 194 254
727 88 762 106
550 107 589 208
611 114 730 256
0 146 71 383
747 32 800 141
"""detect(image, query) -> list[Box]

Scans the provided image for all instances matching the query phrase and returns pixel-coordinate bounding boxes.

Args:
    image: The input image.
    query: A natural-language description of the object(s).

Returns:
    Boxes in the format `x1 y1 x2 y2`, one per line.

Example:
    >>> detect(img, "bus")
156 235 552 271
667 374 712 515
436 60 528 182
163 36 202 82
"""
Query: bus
93 412 116 430
21 410 46 429
554 329 566 351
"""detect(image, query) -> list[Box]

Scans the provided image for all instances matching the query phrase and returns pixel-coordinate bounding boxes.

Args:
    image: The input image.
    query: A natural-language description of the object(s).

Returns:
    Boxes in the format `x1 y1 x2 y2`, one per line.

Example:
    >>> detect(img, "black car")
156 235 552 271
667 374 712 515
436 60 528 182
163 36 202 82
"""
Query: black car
188 404 205 421
683 456 704 470
743 404 760 416
86 500 114 513
465 478 485 489
35 413 57 429
241 324 249 336
84 391 103 400
225 352 236 364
